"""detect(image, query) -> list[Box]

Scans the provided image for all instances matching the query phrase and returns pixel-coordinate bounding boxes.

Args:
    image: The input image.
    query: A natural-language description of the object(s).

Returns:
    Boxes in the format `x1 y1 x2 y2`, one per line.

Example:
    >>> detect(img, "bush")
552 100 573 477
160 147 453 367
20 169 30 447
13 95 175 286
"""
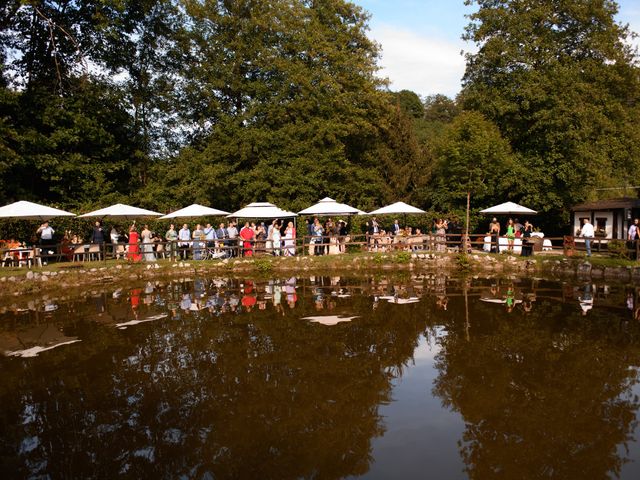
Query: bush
607 240 629 259
395 251 411 263
456 252 471 270
254 258 273 273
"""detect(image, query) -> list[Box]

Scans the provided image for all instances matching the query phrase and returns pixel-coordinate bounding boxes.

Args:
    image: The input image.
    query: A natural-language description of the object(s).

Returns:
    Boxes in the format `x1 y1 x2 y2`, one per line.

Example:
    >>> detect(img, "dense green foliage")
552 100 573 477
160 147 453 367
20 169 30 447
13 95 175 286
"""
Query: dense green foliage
0 0 638 235
460 0 640 228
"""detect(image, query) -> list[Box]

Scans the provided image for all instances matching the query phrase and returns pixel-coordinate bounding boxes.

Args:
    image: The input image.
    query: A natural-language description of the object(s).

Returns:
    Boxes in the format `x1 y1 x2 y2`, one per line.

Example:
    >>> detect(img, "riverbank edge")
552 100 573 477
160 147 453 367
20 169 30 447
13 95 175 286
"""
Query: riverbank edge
1 252 639 298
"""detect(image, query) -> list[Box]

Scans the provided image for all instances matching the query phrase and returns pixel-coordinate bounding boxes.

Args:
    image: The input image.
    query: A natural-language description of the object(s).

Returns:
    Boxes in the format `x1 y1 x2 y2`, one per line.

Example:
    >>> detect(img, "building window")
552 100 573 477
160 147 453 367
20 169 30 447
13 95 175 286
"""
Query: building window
595 217 607 237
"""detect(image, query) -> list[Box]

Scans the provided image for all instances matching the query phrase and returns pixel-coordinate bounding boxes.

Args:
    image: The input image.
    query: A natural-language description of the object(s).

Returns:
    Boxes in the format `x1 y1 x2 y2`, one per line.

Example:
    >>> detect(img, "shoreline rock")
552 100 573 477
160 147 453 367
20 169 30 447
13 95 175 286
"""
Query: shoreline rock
0 253 638 298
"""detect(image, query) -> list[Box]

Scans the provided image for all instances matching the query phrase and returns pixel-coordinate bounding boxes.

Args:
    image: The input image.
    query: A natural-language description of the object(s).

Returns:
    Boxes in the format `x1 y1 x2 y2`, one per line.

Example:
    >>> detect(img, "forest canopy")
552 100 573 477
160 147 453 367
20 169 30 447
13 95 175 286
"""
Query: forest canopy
0 0 638 233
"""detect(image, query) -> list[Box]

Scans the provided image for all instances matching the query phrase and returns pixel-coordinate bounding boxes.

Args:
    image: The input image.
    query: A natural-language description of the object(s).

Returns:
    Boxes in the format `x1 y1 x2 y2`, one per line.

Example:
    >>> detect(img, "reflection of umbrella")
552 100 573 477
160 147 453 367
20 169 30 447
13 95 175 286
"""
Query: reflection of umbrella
480 202 537 215
2 324 80 358
160 203 229 219
368 201 425 215
115 313 168 329
228 202 297 219
298 197 363 216
0 200 76 220
302 315 359 326
79 203 162 220
480 298 523 304
378 296 421 304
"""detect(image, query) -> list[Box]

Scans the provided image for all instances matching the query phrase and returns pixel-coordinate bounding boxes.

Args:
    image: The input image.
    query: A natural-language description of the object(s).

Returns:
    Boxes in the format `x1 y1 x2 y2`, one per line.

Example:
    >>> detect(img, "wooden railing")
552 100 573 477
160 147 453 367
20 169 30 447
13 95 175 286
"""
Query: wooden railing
2 233 640 268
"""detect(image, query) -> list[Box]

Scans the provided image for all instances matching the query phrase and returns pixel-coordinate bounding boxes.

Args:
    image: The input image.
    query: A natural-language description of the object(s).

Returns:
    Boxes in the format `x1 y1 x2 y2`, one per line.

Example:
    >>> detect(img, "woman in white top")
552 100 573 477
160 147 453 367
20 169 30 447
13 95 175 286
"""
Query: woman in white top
141 225 155 261
283 221 296 256
272 222 282 256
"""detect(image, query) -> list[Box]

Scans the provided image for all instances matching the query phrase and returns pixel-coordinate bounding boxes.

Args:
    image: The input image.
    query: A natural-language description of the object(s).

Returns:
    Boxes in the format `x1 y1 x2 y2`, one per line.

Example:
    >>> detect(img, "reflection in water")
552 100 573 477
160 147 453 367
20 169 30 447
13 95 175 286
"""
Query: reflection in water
433 287 640 479
0 275 640 478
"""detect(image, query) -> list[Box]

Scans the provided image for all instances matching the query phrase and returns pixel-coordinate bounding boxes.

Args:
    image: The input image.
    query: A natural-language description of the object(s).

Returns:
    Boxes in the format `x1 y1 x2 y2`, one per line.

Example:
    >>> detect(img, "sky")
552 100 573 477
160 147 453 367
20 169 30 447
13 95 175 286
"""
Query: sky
351 0 640 98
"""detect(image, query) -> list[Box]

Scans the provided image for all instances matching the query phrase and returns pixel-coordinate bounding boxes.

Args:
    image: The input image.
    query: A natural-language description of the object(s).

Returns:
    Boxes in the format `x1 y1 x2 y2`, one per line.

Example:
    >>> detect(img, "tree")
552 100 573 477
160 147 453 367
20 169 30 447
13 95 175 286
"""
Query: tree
432 111 515 237
423 94 459 123
0 1 184 207
392 90 424 118
461 0 640 229
145 0 405 212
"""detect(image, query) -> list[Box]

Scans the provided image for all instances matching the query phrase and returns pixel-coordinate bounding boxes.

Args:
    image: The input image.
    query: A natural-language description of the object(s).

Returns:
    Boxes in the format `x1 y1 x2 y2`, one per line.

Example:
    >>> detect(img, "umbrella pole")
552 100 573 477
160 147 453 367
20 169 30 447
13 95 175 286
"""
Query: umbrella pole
465 191 471 252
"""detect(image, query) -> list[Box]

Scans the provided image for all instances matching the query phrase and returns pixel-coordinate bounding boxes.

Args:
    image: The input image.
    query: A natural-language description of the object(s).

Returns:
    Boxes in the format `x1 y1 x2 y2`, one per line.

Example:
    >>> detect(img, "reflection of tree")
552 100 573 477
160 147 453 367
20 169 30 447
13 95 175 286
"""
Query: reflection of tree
0 282 427 479
433 300 640 480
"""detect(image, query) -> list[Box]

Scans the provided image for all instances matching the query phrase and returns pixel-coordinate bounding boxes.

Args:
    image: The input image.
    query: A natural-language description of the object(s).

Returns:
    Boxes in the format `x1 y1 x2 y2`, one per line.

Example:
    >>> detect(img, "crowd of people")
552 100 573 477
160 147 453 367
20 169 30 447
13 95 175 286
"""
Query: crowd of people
110 219 300 262
7 213 640 266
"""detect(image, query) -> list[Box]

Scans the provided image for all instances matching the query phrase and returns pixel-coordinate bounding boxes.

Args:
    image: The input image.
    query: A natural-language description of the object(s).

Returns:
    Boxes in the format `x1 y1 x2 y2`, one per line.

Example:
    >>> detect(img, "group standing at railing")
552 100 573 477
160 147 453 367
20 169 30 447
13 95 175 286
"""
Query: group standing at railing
7 213 640 266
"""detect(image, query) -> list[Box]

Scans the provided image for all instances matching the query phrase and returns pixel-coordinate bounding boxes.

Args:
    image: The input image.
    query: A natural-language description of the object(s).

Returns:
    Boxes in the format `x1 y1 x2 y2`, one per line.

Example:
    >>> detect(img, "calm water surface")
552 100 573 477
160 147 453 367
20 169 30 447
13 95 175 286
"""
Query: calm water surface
1 274 640 479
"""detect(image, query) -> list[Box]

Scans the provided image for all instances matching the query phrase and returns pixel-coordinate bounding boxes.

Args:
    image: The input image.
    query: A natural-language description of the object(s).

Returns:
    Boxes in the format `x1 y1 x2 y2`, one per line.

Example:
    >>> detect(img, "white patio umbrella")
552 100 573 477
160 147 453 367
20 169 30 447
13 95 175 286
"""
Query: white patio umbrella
368 201 425 215
228 202 297 219
480 201 537 215
159 203 229 219
0 200 76 220
368 201 426 228
298 197 362 216
79 203 162 220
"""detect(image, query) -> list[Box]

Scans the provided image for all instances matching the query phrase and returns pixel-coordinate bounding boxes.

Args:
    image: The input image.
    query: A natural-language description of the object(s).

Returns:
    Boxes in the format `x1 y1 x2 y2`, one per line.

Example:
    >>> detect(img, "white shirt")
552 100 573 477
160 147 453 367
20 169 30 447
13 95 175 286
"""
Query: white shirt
204 226 216 240
227 226 238 239
39 226 54 240
581 222 594 238
178 228 191 241
628 224 638 240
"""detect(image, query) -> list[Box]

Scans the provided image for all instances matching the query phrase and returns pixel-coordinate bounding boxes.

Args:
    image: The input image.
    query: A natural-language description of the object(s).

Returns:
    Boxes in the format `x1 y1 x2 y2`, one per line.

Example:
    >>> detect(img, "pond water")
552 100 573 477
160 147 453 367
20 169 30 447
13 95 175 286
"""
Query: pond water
2 274 640 479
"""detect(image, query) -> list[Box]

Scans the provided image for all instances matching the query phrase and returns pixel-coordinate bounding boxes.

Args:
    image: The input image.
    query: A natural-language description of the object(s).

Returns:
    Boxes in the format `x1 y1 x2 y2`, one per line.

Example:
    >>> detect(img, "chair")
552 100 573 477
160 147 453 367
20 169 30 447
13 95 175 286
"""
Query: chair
27 248 42 268
1 249 14 267
73 245 86 262
88 244 101 261
115 244 126 260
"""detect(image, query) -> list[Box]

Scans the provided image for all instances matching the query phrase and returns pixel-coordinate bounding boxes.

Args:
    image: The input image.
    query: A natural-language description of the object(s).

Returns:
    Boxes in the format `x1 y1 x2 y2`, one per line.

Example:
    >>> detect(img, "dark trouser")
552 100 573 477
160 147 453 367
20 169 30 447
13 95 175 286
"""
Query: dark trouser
40 238 56 262
491 234 499 253
314 240 323 256
179 244 189 259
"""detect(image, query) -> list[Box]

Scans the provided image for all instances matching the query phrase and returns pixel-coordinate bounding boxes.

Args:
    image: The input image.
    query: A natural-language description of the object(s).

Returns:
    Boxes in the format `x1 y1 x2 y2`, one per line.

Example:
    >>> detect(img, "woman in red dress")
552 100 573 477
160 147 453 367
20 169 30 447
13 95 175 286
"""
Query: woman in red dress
239 222 255 257
127 225 142 262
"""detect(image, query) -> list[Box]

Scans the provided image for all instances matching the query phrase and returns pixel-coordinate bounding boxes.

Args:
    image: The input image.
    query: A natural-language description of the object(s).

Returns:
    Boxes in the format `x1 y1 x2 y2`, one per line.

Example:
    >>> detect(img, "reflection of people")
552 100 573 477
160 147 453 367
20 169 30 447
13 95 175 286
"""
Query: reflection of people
505 284 515 312
285 277 297 308
436 295 448 310
578 284 594 315
523 298 533 313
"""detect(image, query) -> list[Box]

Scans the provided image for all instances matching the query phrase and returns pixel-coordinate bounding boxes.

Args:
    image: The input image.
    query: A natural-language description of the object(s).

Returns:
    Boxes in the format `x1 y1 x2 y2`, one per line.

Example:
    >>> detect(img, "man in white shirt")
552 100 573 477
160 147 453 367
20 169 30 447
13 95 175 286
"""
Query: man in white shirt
204 223 217 248
580 218 594 257
37 221 55 242
178 224 191 260
36 221 56 263
628 219 639 241
226 222 239 257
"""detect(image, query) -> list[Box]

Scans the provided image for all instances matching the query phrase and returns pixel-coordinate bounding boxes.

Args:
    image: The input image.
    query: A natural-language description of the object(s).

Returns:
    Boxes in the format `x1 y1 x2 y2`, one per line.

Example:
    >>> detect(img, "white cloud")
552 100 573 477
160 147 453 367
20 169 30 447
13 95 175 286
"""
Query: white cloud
369 24 470 98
